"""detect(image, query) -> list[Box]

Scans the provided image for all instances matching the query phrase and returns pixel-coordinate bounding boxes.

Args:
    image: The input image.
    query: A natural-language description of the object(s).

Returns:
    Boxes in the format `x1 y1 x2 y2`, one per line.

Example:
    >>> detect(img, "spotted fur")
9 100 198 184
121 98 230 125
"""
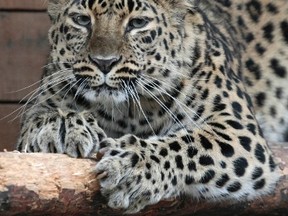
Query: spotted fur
17 0 287 213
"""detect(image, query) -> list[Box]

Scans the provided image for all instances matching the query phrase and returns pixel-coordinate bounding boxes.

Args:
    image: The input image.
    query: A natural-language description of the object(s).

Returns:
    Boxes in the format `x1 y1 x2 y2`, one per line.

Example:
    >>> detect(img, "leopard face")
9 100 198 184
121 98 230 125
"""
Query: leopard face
48 0 192 103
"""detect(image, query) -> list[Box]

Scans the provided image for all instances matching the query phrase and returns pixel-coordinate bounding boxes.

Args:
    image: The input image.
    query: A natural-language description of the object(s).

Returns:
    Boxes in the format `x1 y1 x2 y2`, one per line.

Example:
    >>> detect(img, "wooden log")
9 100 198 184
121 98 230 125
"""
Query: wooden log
0 145 287 216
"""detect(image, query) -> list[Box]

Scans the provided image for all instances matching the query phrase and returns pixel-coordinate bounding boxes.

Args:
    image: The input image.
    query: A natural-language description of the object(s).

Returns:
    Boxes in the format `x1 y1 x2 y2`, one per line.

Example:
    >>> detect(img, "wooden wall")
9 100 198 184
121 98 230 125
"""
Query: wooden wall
0 0 49 151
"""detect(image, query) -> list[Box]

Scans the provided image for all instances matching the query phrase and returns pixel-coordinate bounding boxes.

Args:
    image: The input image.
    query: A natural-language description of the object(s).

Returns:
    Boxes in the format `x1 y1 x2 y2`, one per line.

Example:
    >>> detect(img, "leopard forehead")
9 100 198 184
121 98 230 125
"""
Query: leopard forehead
62 0 190 9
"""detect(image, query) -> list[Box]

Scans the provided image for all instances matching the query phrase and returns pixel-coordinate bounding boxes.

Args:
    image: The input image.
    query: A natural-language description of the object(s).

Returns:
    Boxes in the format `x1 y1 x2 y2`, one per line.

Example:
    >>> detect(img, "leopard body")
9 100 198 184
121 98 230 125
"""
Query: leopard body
17 0 288 213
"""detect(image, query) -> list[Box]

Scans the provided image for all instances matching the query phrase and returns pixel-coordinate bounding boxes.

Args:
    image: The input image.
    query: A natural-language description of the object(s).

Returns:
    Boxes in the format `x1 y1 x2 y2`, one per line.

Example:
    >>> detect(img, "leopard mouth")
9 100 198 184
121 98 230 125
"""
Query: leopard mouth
73 73 139 102
91 84 119 93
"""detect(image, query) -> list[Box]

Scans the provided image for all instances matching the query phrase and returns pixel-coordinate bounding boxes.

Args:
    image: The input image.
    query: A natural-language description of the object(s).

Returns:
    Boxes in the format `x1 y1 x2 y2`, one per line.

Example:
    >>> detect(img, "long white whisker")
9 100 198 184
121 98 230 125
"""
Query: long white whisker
61 78 83 108
1 74 71 121
122 81 154 135
140 76 218 137
130 82 156 136
74 78 88 101
139 76 202 129
137 81 190 135
72 78 89 112
24 79 73 114
142 74 209 93
9 69 72 94
19 69 72 104
22 74 72 108
9 75 73 122
123 81 139 119
117 81 130 115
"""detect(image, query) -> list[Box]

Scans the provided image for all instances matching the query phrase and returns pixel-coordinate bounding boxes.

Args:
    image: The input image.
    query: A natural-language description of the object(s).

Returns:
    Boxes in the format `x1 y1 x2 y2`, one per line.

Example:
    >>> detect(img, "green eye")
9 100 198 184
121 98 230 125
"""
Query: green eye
73 15 91 26
127 17 149 31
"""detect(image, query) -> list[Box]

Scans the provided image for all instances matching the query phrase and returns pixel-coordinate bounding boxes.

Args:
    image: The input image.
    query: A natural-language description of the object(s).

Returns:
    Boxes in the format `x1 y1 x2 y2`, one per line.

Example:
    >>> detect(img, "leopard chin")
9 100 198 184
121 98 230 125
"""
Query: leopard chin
83 88 129 104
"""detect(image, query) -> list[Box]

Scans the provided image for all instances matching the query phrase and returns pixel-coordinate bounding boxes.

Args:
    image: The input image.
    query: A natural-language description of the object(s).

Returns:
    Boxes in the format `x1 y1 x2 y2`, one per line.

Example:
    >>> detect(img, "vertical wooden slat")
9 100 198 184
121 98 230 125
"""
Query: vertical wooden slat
0 12 50 101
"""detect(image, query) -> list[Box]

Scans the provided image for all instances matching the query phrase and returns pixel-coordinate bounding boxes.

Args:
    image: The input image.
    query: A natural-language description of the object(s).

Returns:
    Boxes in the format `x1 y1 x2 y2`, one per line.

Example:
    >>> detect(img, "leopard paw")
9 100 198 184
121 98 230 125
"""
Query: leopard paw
63 112 106 157
18 111 106 158
95 143 163 213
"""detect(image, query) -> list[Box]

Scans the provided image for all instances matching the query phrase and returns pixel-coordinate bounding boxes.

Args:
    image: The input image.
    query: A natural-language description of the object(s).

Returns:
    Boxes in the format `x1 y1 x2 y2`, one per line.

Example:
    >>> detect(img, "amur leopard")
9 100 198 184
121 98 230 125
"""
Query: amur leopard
17 0 288 213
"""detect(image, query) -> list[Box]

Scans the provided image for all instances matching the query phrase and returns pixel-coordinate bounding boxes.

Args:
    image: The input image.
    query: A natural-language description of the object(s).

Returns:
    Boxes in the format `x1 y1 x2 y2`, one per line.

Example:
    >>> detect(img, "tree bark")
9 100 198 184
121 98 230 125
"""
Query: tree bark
0 145 287 216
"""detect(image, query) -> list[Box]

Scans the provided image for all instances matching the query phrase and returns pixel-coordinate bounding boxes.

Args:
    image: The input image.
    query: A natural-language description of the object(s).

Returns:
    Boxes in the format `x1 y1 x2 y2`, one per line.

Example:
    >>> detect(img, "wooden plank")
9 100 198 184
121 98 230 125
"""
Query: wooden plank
0 0 47 10
0 104 21 151
0 12 50 101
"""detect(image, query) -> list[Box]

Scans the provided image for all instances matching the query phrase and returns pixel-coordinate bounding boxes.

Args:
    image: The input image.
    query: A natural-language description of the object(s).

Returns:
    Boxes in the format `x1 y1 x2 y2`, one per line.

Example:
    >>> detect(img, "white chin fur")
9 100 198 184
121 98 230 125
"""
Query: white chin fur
83 90 128 104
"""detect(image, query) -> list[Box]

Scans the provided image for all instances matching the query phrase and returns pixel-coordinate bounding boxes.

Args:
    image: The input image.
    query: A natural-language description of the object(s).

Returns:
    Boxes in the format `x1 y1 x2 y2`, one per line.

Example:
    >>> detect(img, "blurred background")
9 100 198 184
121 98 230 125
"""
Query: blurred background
0 0 49 151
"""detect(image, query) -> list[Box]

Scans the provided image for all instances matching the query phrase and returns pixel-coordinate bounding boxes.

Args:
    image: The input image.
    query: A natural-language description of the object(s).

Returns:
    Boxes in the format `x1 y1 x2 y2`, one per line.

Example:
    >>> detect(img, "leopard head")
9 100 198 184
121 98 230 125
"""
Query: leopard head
47 0 196 102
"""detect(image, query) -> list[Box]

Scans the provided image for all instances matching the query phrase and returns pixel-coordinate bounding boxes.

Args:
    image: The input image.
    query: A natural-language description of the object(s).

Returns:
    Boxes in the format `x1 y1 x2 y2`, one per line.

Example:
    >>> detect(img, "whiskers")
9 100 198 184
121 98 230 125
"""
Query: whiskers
117 75 199 138
121 81 156 136
4 58 215 142
1 64 74 122
112 71 216 139
134 74 215 139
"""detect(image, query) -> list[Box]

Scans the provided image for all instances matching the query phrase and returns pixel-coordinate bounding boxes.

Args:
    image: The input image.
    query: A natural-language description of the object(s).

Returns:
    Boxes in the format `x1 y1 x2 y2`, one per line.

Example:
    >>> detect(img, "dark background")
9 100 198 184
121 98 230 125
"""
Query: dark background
0 0 50 151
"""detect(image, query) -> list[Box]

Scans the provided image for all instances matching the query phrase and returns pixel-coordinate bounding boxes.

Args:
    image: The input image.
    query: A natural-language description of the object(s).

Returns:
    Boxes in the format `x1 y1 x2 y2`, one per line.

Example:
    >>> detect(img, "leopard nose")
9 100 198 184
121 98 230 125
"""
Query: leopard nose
89 55 121 74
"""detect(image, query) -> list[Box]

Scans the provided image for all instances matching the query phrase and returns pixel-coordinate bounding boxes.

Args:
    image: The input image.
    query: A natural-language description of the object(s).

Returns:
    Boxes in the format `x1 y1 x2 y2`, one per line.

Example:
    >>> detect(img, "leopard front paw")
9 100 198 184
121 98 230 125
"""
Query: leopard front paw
18 111 106 158
95 140 163 213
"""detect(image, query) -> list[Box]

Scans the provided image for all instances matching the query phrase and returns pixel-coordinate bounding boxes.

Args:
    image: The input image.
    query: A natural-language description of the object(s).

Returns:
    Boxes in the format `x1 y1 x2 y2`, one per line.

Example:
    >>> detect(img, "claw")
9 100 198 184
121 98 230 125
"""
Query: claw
97 171 108 180
99 147 109 154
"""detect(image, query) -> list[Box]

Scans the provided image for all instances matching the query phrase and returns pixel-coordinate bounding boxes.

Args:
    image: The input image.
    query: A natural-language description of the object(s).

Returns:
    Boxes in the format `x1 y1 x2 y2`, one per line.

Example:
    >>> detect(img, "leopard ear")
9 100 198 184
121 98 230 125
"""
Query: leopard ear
47 0 69 22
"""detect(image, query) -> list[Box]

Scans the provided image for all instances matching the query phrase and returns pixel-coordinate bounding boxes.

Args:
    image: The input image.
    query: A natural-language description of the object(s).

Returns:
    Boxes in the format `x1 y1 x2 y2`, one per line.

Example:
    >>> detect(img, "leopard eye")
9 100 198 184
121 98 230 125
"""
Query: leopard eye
73 14 91 26
127 17 149 31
